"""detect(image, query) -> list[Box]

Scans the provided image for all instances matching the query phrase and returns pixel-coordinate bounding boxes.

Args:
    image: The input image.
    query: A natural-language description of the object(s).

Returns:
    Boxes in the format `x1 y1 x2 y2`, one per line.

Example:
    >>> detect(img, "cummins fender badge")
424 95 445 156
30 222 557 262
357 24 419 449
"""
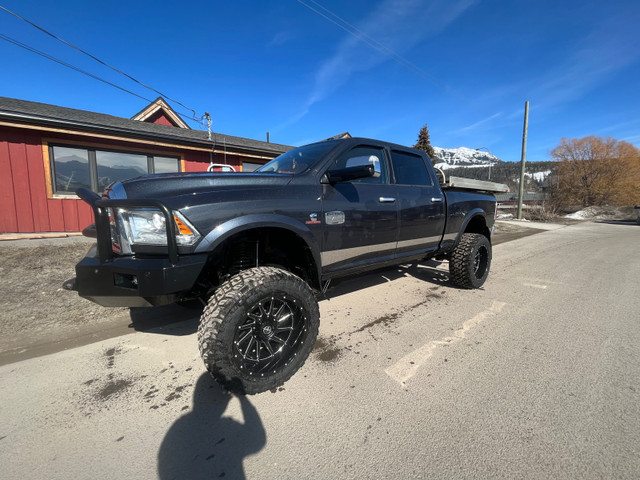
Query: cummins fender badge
325 211 345 225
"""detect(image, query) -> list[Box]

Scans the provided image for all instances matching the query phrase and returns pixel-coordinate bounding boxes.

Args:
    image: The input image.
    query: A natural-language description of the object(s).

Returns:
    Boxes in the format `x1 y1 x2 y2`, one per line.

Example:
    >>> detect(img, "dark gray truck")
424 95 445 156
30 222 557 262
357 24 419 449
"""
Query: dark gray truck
75 137 508 394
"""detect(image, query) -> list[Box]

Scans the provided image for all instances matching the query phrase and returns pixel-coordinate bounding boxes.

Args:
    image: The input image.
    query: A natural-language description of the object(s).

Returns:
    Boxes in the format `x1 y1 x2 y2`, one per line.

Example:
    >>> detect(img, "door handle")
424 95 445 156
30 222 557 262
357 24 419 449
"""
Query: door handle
431 197 443 203
378 197 396 203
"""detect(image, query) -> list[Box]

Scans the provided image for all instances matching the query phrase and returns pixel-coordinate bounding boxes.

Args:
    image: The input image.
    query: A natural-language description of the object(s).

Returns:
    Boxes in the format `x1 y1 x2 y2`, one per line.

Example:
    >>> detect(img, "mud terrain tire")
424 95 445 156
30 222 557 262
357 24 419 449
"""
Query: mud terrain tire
197 267 319 394
449 233 492 289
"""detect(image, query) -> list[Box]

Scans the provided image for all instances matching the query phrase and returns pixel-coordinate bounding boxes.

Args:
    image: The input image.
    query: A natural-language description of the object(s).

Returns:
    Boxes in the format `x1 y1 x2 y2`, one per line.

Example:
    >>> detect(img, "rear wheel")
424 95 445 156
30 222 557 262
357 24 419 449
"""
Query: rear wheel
197 266 319 394
449 233 492 289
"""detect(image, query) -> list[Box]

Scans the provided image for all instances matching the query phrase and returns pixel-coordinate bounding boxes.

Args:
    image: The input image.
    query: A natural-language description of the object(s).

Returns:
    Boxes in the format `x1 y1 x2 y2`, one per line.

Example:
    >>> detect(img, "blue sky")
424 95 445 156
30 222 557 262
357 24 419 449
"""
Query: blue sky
1 0 639 163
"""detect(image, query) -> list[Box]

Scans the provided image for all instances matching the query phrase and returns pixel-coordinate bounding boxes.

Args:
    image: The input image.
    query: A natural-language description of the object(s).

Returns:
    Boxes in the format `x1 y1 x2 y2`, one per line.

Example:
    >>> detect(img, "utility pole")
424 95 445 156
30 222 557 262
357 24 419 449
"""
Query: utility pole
517 101 529 219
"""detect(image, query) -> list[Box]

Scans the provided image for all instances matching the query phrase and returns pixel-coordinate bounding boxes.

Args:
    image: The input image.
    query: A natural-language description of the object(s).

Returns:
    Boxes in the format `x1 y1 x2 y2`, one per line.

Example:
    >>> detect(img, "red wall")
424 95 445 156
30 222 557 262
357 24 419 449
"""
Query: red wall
183 150 244 172
147 111 175 127
0 126 256 233
0 128 95 233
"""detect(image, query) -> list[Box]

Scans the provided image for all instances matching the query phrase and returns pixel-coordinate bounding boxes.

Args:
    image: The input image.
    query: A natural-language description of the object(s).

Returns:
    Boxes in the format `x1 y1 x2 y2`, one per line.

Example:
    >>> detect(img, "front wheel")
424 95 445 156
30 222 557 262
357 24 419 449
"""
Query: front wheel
197 267 320 394
449 233 492 289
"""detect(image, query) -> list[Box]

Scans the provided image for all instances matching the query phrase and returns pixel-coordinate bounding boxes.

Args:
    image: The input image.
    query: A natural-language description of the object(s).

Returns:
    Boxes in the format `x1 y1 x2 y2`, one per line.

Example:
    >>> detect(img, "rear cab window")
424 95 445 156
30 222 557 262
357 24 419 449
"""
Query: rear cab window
390 150 433 186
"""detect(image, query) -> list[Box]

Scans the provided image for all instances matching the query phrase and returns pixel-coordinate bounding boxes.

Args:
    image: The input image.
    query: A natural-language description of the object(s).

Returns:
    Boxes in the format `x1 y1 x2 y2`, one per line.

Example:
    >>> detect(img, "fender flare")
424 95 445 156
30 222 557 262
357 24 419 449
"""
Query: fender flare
194 214 322 284
452 209 489 247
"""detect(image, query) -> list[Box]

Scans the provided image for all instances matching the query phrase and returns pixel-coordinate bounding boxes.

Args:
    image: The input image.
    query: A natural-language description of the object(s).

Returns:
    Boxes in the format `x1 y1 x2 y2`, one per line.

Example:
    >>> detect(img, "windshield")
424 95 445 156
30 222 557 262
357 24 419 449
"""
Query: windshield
257 141 338 174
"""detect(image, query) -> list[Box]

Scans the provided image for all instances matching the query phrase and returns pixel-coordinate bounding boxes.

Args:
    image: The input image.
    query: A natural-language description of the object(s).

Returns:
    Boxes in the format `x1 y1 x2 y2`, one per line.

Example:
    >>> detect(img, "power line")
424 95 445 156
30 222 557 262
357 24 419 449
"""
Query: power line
0 33 156 104
0 4 206 125
296 1 443 86
295 0 478 108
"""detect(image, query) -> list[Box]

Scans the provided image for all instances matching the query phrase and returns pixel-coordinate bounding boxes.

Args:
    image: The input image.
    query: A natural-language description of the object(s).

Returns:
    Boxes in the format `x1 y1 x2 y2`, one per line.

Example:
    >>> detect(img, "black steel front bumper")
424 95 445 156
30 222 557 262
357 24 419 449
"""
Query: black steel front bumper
76 248 208 307
74 188 207 307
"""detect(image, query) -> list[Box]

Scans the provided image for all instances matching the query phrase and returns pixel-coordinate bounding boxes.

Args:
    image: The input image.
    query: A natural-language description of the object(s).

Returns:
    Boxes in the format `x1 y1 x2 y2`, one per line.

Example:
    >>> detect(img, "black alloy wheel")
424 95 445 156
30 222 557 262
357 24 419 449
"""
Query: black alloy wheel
232 294 308 377
198 266 320 394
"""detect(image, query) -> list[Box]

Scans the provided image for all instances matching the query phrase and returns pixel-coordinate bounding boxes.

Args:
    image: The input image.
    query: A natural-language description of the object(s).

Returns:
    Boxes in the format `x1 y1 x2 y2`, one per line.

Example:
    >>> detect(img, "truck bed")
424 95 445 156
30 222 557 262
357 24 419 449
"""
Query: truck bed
441 176 510 193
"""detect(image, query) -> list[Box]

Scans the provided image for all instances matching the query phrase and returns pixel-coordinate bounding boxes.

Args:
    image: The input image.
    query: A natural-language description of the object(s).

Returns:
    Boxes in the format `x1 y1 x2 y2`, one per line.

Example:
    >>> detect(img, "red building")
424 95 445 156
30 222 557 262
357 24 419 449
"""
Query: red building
0 97 291 234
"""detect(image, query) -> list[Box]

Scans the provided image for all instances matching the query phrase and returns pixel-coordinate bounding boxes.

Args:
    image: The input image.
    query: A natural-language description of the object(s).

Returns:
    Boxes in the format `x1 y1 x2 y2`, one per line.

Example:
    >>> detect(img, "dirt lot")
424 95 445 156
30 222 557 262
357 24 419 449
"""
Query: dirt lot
0 237 124 359
0 220 559 365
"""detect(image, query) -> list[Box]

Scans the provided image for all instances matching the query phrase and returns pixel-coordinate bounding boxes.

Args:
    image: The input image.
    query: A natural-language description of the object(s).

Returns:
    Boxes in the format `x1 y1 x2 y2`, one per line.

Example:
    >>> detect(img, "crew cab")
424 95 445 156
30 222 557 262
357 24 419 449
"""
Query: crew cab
74 137 508 394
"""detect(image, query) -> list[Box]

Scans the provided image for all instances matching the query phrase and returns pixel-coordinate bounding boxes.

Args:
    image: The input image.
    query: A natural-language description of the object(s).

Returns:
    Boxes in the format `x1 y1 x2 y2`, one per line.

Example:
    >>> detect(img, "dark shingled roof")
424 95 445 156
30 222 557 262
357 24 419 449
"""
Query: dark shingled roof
0 96 293 155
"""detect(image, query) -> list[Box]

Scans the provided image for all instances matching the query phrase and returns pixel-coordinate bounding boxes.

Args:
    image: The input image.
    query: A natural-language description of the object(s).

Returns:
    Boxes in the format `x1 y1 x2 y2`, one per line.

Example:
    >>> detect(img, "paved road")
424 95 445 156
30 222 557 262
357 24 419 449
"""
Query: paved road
1 221 638 479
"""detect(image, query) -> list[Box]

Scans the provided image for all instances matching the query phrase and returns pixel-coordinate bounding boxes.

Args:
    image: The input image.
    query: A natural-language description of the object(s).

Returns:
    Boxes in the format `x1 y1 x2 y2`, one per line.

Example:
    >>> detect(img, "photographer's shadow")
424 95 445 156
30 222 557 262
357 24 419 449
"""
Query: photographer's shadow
158 374 266 480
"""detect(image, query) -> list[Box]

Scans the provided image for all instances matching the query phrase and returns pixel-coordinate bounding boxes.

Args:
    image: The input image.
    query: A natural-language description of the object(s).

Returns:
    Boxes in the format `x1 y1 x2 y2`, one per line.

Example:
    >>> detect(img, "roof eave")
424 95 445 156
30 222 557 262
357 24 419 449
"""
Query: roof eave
0 110 288 155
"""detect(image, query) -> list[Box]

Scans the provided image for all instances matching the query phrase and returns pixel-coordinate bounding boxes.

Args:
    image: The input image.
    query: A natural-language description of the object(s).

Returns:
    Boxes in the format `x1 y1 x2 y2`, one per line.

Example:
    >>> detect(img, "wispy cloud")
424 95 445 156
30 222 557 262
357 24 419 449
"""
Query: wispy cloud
273 107 310 132
454 112 503 134
621 134 640 146
595 119 640 136
279 0 477 129
267 31 294 48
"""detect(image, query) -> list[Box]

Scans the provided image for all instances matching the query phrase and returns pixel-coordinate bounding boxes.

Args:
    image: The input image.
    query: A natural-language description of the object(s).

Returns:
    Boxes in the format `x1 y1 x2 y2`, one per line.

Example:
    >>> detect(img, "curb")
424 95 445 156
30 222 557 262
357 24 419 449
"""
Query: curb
0 232 83 241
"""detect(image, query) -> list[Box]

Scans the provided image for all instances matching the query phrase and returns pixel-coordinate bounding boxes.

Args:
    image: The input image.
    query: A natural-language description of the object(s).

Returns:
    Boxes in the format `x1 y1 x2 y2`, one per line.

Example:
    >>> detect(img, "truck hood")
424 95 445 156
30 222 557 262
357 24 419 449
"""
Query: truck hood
109 172 294 202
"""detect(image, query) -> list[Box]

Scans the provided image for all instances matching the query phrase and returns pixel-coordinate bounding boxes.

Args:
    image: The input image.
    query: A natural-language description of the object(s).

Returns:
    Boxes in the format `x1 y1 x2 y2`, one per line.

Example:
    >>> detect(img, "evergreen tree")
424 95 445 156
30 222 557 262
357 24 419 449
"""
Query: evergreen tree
414 124 437 161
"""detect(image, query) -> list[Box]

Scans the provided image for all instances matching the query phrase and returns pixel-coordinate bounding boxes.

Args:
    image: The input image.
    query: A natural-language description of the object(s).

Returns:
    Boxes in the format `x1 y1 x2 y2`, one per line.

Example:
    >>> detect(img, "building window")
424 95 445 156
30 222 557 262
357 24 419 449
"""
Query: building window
153 156 181 174
95 151 148 192
242 161 262 172
50 145 180 195
51 146 92 193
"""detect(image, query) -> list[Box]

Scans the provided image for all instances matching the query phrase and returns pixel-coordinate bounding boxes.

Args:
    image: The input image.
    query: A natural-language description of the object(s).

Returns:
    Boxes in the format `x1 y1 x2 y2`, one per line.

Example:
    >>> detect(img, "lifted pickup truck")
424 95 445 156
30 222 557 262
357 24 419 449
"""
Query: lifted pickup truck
75 137 508 394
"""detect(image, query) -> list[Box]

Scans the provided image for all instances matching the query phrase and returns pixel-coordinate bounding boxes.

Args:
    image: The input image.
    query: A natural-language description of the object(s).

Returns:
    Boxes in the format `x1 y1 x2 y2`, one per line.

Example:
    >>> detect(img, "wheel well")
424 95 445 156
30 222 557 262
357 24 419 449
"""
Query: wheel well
192 227 319 296
464 215 491 240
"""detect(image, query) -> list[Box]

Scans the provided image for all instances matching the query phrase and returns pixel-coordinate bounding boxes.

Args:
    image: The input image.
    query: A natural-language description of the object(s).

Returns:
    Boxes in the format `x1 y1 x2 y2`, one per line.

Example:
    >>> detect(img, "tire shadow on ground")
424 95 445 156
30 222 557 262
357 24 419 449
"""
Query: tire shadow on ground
129 303 201 336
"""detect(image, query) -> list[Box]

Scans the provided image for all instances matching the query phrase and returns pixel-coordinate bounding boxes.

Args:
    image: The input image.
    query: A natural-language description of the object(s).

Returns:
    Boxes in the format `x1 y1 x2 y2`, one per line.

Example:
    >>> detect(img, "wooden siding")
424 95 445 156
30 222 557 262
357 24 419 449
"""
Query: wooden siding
0 125 274 233
183 150 243 172
0 132 18 232
0 127 96 233
147 110 176 127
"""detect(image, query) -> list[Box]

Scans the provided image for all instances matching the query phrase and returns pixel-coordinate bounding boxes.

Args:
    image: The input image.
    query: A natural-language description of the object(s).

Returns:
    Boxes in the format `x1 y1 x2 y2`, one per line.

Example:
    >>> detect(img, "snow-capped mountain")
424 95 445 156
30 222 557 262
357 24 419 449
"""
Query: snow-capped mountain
432 147 501 170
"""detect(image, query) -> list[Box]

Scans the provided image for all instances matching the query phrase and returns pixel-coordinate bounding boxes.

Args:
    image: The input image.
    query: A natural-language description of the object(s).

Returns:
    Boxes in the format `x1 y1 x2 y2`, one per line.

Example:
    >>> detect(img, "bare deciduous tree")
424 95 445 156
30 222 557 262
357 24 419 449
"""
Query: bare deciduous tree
551 136 640 206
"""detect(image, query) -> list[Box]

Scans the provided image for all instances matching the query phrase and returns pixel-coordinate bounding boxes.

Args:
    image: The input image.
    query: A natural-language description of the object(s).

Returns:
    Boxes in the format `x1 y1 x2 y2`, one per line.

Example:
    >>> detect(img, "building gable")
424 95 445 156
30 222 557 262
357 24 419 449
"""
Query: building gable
131 97 190 129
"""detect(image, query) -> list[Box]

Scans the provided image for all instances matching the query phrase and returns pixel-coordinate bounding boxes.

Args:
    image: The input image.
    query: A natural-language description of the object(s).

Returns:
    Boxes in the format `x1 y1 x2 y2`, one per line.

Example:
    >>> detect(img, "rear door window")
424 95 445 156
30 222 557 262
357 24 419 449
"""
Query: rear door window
391 150 432 186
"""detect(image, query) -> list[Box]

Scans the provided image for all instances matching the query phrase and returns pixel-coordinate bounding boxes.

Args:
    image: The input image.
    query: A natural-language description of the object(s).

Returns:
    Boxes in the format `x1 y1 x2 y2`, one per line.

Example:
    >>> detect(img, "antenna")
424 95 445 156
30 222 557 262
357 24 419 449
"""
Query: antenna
205 112 212 140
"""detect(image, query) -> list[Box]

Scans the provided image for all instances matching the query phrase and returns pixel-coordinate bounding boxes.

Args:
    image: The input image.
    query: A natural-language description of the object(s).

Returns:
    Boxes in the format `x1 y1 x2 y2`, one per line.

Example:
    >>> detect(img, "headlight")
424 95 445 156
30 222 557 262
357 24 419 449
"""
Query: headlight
109 208 201 254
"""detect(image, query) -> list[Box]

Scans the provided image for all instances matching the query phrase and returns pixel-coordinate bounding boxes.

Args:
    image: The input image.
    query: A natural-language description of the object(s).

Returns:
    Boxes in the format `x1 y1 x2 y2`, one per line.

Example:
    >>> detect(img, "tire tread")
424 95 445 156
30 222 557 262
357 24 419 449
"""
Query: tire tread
197 267 319 394
449 233 491 289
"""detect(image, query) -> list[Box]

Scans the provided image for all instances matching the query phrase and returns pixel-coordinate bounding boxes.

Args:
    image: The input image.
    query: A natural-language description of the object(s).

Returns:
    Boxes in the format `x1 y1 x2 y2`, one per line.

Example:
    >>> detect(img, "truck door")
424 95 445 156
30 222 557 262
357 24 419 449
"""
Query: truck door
390 149 446 258
321 145 398 274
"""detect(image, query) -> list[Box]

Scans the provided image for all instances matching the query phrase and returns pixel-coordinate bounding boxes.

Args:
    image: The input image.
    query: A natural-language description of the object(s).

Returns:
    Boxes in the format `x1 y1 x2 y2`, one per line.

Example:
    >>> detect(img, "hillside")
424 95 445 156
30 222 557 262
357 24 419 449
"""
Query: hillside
432 147 556 193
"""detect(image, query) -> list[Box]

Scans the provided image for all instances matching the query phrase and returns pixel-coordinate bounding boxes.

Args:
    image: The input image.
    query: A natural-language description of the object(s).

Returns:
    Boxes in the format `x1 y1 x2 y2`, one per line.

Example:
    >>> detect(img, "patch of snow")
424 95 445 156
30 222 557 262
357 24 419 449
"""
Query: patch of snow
434 162 494 171
525 170 552 182
564 207 598 219
432 146 500 168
